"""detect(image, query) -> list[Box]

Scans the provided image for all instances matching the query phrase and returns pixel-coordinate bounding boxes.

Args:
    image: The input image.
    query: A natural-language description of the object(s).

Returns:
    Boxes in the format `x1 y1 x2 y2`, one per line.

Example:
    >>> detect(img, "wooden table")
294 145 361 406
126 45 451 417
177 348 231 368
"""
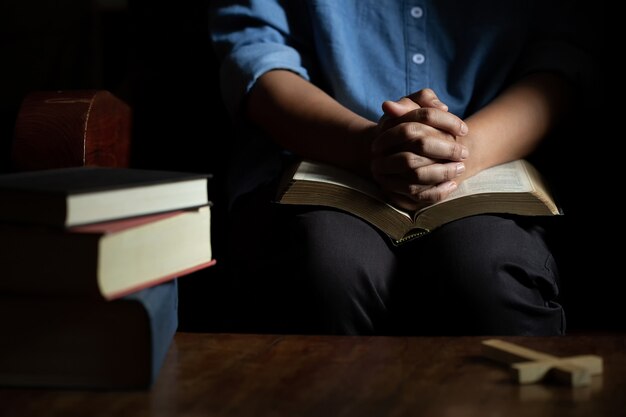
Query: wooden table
1 332 624 417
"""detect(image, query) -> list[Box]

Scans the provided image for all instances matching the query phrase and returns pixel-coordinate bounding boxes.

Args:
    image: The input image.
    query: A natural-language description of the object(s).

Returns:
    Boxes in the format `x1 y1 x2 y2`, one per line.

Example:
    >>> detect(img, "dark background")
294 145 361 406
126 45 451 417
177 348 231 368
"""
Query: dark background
0 0 236 332
0 1 616 333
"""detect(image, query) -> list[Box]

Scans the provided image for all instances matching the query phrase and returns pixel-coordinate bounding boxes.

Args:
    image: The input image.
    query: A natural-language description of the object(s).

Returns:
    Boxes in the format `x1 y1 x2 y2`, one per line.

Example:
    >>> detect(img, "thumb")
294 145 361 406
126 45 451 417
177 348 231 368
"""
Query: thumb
381 97 421 118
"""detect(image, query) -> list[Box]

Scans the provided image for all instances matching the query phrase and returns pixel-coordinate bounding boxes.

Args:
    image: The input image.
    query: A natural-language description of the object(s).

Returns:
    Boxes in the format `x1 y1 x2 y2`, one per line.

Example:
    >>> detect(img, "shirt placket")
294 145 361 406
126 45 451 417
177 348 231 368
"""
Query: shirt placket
405 2 428 93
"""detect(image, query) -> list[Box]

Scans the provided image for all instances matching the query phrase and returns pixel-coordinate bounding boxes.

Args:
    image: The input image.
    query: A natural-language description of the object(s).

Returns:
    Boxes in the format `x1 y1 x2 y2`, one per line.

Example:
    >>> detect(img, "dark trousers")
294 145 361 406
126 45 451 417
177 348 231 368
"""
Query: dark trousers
227 183 565 336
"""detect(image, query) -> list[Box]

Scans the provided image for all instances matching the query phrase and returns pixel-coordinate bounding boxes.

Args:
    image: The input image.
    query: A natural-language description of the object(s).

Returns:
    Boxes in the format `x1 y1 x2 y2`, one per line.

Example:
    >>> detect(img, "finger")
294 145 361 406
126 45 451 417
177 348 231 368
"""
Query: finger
384 191 428 212
407 161 466 184
373 172 434 199
377 107 467 140
376 175 459 207
412 180 459 204
372 121 453 154
371 152 435 176
405 88 449 111
373 154 464 185
413 134 468 161
381 97 421 118
381 181 458 210
372 123 468 161
401 107 468 137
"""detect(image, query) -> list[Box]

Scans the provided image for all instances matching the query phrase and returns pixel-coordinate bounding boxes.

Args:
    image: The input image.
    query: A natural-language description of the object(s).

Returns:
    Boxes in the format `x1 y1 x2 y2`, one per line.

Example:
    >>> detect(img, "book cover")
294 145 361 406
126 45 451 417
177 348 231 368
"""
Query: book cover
0 166 212 227
0 206 215 300
0 280 178 389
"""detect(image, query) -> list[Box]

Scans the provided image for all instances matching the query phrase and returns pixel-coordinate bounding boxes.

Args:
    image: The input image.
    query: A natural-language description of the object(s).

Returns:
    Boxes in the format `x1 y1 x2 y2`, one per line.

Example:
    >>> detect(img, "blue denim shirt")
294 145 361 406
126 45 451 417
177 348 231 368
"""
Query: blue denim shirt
209 0 590 205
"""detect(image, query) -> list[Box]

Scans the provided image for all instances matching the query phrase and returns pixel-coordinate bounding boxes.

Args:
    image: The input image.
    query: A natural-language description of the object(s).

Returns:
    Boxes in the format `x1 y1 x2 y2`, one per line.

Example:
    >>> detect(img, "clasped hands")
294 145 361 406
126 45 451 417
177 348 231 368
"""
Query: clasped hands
371 89 469 211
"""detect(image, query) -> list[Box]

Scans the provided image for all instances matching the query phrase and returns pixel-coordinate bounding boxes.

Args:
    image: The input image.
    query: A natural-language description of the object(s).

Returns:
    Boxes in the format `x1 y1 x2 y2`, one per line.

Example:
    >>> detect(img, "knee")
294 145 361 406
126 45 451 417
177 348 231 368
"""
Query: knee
432 216 565 335
296 210 398 334
434 216 558 295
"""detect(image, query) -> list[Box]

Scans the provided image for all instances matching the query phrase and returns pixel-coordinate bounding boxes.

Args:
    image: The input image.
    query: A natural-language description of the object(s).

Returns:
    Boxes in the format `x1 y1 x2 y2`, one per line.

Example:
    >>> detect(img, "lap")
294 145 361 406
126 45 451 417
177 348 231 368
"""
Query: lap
228 185 564 335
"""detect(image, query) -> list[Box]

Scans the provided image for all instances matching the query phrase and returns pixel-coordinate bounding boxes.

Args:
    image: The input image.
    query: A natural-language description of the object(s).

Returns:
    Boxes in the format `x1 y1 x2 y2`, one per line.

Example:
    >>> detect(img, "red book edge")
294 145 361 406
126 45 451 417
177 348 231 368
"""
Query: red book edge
69 209 197 234
104 259 217 301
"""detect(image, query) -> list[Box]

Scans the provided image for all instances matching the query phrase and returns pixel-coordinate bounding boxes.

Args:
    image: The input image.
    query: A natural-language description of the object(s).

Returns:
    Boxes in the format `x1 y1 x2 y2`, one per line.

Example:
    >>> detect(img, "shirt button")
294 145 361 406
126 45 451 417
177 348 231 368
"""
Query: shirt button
410 6 424 18
412 53 425 65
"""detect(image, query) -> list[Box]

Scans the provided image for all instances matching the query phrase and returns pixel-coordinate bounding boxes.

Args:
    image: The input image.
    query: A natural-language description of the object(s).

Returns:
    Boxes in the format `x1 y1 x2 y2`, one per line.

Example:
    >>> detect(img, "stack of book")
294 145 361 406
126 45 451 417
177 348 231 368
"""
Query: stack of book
0 166 215 389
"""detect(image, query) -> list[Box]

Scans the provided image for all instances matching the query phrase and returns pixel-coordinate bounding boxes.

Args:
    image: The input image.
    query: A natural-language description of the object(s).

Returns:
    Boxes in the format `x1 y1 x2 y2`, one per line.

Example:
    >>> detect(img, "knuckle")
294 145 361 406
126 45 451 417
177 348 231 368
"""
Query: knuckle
402 122 424 141
441 165 454 181
415 107 436 123
421 138 441 155
450 143 464 159
406 153 426 170
396 152 413 166
420 88 435 99
426 188 446 203
408 183 427 197
423 87 435 94
448 164 459 180
442 132 456 142
411 90 427 101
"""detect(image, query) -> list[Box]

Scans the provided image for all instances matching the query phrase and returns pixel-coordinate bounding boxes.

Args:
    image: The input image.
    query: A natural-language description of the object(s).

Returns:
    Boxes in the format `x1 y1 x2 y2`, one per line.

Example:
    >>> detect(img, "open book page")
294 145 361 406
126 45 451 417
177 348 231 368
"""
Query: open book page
293 161 384 198
283 158 559 243
420 159 559 215
292 160 413 220
292 159 537 213
440 160 531 201
294 160 533 199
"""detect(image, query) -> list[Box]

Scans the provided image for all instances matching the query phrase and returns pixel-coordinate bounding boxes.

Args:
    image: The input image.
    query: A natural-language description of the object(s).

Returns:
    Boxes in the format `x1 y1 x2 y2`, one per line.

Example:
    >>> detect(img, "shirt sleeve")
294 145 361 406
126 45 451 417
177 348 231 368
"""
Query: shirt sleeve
209 1 311 119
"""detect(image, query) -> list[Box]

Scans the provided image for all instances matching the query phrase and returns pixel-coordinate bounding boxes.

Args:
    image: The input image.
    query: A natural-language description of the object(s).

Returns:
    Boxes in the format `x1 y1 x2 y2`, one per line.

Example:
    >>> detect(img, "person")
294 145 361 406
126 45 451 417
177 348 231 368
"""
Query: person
208 1 592 335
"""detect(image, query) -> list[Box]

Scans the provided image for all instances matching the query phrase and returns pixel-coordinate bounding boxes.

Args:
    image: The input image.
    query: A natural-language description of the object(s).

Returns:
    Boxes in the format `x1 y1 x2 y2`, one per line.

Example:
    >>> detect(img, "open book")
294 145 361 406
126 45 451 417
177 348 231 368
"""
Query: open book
276 159 561 244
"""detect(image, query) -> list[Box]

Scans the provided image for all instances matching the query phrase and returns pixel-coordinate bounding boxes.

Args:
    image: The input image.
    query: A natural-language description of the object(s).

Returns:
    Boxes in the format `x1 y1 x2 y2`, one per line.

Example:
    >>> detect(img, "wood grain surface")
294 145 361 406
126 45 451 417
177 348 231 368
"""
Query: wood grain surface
0 332 623 417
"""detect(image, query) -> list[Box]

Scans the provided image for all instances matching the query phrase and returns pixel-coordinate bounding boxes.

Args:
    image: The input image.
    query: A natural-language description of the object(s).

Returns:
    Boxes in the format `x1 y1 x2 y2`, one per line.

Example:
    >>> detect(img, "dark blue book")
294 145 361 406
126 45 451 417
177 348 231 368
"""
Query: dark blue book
0 166 211 228
0 280 178 390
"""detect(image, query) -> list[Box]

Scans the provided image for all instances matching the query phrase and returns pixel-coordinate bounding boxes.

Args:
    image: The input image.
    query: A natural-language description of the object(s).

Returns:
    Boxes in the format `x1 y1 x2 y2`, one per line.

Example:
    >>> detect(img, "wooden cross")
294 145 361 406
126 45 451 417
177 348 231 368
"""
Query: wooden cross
481 339 603 387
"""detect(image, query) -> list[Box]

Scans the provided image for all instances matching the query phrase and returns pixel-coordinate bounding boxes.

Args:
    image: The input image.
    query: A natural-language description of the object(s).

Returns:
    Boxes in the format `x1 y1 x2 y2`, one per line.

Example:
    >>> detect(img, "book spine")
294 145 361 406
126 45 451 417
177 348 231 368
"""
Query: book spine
127 280 179 383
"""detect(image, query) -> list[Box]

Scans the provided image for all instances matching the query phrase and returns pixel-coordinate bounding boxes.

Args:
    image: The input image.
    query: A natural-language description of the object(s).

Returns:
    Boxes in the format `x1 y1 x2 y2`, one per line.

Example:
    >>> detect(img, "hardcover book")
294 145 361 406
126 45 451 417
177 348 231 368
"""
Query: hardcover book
0 166 211 227
277 159 561 244
0 280 178 389
0 206 215 300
